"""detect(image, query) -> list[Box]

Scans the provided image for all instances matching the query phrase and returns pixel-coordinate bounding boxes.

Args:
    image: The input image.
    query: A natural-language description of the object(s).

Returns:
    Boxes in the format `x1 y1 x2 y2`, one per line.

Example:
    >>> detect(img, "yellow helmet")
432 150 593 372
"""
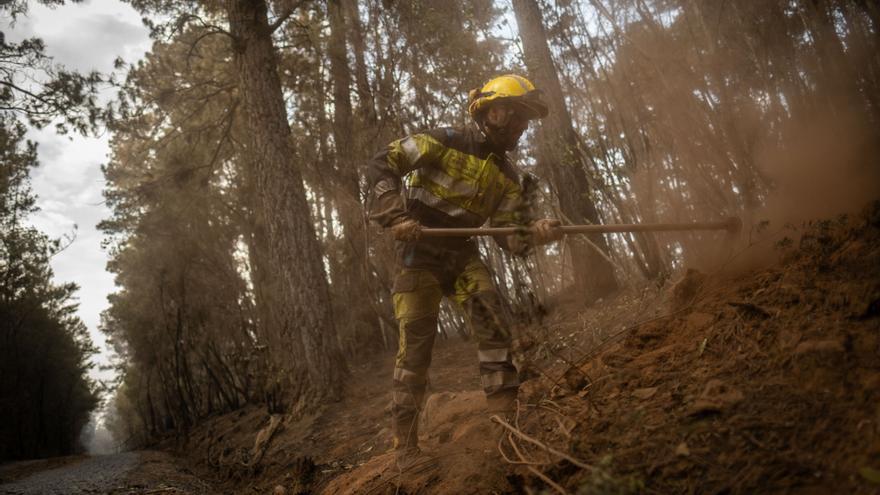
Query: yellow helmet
468 74 549 120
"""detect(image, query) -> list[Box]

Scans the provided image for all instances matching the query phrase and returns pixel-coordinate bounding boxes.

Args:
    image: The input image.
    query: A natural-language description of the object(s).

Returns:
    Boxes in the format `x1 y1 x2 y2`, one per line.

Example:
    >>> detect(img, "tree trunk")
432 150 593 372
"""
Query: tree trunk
328 0 380 343
225 0 344 400
511 0 618 302
343 0 376 125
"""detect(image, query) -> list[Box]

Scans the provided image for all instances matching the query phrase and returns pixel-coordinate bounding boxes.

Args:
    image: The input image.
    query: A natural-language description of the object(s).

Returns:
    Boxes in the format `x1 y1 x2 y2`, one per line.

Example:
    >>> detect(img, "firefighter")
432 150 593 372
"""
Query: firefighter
366 74 562 470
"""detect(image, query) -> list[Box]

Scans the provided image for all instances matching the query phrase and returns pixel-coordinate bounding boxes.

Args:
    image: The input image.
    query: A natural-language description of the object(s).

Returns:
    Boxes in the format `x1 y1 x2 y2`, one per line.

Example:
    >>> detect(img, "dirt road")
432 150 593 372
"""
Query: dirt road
0 450 213 494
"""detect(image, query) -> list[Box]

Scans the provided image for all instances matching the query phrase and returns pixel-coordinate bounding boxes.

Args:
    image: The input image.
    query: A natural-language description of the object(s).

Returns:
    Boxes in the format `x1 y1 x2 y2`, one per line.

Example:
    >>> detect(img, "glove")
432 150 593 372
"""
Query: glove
390 217 422 242
531 218 563 245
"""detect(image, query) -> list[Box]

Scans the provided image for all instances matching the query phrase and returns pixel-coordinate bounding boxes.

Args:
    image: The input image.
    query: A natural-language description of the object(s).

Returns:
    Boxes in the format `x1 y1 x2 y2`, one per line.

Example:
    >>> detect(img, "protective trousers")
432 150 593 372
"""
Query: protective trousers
390 256 519 452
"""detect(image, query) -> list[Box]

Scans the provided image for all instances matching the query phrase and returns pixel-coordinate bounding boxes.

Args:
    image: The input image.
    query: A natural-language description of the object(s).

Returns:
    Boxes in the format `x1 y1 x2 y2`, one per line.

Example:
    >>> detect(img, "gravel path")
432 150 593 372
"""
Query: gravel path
0 452 140 495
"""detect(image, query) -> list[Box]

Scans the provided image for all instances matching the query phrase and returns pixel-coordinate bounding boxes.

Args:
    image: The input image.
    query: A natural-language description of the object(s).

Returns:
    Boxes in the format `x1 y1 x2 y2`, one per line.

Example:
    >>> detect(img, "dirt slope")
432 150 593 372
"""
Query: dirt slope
504 203 880 494
176 202 880 494
177 335 504 494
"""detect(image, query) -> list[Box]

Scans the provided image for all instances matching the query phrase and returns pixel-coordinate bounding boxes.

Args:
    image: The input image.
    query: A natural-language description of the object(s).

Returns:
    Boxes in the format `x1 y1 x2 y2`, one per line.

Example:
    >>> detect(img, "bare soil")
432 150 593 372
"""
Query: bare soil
171 202 880 494
176 335 504 494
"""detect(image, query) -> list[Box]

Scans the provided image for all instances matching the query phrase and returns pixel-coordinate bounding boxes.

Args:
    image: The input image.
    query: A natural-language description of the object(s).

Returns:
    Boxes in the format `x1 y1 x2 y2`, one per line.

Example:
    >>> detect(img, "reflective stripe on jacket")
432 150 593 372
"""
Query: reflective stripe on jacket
367 125 526 230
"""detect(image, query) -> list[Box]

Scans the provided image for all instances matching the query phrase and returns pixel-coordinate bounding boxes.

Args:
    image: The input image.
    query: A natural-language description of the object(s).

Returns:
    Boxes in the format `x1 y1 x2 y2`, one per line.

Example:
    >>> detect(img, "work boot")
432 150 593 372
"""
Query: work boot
392 413 430 468
394 445 437 473
391 412 437 473
391 412 419 450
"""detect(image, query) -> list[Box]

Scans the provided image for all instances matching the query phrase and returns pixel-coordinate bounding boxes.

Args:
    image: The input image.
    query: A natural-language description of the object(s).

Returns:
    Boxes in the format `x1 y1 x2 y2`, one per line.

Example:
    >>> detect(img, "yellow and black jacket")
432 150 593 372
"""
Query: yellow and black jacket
368 125 528 270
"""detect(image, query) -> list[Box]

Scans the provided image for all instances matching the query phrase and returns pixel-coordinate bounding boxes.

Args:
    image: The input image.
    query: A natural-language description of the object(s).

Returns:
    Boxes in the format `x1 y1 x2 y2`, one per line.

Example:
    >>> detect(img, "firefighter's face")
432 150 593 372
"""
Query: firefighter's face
485 102 529 150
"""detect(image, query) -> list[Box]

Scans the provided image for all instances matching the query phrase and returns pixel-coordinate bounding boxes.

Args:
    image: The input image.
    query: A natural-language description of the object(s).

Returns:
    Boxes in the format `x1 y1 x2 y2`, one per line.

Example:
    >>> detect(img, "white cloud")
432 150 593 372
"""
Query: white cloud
43 13 149 73
5 1 151 73
3 1 152 383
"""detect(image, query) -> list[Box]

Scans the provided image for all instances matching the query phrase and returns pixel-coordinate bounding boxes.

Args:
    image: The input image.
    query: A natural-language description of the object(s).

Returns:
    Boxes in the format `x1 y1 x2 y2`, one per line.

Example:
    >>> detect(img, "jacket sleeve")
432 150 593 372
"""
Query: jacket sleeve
366 130 448 228
490 173 532 255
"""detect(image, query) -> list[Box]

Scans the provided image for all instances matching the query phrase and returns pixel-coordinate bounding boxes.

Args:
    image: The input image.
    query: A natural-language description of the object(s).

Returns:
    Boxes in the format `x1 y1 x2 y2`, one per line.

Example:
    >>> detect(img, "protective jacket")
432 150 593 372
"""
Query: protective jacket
368 124 525 454
367 124 528 269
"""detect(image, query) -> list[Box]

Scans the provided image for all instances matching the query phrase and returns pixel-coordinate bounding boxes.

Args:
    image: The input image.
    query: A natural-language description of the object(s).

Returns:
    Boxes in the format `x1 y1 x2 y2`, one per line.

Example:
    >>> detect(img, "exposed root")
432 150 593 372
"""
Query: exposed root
527 465 569 495
490 415 594 471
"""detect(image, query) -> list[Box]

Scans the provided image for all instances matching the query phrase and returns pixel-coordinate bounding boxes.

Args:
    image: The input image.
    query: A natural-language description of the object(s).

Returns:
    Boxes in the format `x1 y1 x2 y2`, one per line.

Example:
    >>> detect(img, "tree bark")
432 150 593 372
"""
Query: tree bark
511 0 618 302
328 0 379 341
343 0 376 124
225 0 344 400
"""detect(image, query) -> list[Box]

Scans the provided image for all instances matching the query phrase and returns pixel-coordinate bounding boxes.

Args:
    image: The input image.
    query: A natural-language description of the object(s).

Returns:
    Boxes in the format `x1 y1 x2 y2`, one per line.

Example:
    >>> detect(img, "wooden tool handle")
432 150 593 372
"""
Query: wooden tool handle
420 217 742 237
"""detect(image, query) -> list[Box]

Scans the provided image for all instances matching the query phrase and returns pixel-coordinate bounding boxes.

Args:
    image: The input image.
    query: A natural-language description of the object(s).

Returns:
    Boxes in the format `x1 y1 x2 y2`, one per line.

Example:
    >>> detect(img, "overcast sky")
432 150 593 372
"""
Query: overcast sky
3 0 152 384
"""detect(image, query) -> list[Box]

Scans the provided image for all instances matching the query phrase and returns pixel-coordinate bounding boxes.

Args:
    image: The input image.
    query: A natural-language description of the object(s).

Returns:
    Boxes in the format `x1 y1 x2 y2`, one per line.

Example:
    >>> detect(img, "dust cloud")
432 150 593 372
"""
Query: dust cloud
757 108 880 226
729 106 880 270
677 105 880 275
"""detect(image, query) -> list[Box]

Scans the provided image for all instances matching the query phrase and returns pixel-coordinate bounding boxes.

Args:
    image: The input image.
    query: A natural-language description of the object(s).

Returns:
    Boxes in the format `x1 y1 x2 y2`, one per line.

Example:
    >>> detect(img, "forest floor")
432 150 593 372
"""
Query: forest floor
18 201 875 494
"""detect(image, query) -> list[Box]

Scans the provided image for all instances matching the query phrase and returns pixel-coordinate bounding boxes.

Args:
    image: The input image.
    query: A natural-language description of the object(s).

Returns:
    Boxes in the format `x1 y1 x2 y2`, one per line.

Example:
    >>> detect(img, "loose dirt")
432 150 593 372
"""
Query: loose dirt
504 202 880 494
172 202 880 494
177 335 510 494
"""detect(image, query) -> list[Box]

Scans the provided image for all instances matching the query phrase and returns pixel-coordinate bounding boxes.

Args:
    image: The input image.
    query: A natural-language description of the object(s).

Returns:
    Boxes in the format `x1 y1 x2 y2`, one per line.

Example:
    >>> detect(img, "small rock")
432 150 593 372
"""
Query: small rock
689 379 744 415
685 312 714 332
675 442 690 457
563 367 588 391
632 387 658 400
274 485 287 495
794 340 845 357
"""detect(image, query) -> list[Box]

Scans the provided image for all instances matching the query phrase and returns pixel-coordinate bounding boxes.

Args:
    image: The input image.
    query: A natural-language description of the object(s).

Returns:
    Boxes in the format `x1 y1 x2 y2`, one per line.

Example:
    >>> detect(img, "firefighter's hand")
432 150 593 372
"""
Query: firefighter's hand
390 217 422 242
531 218 563 245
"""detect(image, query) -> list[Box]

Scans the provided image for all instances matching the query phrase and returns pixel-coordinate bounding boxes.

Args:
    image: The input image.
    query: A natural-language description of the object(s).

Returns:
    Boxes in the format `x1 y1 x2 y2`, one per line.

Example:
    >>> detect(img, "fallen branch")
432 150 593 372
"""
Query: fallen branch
247 414 284 467
490 415 594 471
496 434 548 466
527 465 569 495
